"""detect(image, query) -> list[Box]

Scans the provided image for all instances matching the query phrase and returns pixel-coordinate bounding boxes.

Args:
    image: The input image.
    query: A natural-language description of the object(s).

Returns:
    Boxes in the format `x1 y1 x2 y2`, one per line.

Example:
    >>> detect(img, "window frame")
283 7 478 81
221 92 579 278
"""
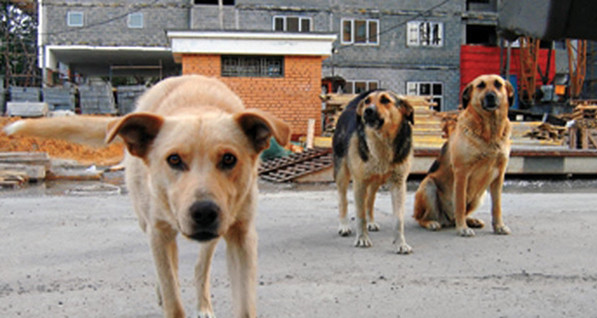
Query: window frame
340 18 379 46
272 16 312 32
406 81 444 111
406 21 444 48
344 80 379 94
127 12 144 29
221 55 284 78
67 11 84 27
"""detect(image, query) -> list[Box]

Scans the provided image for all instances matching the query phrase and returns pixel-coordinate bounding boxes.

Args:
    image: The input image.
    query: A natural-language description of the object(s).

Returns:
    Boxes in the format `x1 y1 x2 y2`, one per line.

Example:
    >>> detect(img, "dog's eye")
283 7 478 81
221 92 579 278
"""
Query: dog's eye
477 82 486 89
167 154 187 171
380 95 391 105
364 98 371 104
494 80 503 89
219 153 237 170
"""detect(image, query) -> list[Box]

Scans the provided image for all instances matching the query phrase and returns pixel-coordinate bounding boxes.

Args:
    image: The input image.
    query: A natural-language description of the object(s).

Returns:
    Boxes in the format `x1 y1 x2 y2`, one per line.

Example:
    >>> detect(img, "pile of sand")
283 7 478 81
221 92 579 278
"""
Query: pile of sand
0 117 124 166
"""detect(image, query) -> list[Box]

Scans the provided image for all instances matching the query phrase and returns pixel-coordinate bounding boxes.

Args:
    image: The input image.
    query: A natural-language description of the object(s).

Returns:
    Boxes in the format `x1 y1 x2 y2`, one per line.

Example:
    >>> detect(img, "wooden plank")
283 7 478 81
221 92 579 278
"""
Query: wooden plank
0 163 46 180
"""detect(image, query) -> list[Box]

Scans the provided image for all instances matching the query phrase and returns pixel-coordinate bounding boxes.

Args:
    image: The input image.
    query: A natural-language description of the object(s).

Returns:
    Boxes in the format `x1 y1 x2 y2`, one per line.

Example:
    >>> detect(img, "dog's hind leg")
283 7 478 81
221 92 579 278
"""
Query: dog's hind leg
335 164 352 236
149 221 185 318
225 223 257 318
413 179 442 231
195 239 219 318
365 182 382 232
390 173 412 254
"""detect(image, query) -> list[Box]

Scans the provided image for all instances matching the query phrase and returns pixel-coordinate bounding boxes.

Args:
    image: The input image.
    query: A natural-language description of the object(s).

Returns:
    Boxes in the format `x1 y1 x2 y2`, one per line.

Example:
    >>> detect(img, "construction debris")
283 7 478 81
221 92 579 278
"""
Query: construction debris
0 152 50 187
524 122 567 144
259 148 332 183
567 104 597 149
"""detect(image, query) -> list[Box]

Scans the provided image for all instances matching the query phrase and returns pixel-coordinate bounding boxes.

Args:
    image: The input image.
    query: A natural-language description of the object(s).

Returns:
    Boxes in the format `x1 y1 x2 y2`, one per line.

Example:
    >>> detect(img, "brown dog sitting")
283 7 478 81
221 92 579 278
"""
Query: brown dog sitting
332 89 414 254
413 74 514 237
5 75 290 318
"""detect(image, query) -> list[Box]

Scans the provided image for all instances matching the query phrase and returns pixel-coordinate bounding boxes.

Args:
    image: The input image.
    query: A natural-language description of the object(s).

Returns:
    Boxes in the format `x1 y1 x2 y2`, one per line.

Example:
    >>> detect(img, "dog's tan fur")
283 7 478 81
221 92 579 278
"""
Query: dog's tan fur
5 75 290 318
413 74 513 237
332 90 414 253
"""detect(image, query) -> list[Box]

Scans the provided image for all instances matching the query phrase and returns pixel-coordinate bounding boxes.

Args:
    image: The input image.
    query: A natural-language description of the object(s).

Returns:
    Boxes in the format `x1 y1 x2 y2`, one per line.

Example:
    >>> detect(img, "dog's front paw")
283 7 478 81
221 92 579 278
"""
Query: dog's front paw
493 224 511 235
197 310 216 318
354 234 372 247
367 222 380 232
425 221 442 231
466 217 485 228
393 242 412 254
456 227 475 237
338 224 352 236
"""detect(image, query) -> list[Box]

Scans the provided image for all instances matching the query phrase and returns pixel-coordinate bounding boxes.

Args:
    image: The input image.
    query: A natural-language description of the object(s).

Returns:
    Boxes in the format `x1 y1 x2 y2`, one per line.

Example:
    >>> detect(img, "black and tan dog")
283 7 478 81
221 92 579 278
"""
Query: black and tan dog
332 89 414 254
5 75 290 318
413 74 514 237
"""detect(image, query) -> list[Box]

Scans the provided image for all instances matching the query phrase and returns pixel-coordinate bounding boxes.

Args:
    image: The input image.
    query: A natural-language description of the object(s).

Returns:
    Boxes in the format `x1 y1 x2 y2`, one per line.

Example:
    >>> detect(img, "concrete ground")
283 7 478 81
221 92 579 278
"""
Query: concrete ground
1 178 597 318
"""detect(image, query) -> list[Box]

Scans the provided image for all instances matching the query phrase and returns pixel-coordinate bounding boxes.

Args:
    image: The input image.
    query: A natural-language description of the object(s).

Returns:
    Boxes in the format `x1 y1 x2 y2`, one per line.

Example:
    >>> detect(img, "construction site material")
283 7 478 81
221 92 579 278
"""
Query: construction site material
567 105 597 150
79 80 116 115
42 86 76 111
9 86 40 102
1 116 124 166
116 85 145 114
524 122 566 144
259 148 332 183
0 152 50 186
6 102 49 117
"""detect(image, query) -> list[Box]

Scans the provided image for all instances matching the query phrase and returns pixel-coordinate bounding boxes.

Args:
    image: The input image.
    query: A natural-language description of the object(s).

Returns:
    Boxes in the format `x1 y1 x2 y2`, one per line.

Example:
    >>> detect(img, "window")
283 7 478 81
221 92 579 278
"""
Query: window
128 12 143 29
407 21 443 47
344 80 379 94
407 81 443 111
67 11 84 27
273 16 311 32
341 19 379 45
194 0 234 4
221 56 284 77
466 24 497 46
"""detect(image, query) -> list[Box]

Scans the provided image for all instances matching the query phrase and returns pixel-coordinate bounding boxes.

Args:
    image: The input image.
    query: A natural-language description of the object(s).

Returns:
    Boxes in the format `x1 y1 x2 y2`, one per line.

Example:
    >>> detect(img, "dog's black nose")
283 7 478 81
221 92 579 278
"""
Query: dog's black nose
483 92 498 109
364 107 375 117
190 201 220 228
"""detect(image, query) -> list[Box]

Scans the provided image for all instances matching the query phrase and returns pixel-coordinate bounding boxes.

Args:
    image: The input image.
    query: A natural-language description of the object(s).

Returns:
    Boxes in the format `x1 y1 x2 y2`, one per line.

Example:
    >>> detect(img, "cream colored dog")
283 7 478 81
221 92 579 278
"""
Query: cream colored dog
5 75 290 318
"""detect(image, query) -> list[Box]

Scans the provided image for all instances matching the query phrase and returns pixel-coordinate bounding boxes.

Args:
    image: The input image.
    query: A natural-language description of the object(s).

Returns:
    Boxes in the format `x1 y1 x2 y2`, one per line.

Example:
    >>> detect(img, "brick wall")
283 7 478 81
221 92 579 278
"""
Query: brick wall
182 54 324 138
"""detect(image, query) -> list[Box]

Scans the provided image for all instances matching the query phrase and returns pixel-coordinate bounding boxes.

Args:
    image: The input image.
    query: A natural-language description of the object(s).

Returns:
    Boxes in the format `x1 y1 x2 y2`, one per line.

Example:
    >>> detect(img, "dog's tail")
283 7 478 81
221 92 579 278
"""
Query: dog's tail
3 116 120 147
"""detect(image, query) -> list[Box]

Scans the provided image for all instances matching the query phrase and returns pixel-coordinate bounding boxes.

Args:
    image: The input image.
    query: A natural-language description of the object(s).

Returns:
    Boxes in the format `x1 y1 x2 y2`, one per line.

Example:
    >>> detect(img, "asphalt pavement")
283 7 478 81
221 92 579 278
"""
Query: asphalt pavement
1 179 597 317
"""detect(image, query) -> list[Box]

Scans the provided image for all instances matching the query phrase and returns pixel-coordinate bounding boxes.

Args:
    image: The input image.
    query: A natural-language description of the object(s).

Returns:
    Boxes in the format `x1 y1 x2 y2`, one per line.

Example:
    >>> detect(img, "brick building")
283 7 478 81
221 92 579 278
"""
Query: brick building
167 31 335 135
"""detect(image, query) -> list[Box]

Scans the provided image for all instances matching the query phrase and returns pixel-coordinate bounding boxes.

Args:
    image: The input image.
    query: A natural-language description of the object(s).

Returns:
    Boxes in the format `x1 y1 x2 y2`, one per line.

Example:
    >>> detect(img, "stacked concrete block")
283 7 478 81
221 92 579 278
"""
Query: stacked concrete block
42 87 76 111
9 86 41 102
78 80 116 115
116 85 146 115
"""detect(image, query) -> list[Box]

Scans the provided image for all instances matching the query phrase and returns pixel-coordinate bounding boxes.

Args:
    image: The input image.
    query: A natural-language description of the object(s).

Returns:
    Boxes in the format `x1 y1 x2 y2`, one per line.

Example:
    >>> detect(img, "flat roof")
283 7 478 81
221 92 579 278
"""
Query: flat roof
167 30 337 62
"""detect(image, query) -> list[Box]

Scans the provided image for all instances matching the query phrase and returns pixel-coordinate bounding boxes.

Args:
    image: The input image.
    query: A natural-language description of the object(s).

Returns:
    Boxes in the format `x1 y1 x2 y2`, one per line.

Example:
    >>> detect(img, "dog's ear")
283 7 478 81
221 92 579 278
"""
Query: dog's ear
106 112 164 158
505 80 515 107
461 83 473 109
398 96 414 125
235 109 291 153
390 93 414 125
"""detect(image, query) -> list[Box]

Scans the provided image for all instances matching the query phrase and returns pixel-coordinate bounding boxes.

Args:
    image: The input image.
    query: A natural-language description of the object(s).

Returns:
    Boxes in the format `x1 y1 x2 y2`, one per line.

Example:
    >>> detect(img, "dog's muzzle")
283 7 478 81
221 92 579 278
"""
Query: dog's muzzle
187 200 220 241
482 92 499 111
363 106 384 128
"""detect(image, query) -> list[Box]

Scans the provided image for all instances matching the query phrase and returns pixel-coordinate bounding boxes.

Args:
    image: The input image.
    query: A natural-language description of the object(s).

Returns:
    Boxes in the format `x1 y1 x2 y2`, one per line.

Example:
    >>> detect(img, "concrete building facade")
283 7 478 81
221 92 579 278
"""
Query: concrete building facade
39 0 502 115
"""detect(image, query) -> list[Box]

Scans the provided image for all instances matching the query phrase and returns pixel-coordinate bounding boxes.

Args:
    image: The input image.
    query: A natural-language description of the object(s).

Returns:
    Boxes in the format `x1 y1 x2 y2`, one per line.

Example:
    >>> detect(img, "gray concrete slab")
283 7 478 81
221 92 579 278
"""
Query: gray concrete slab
1 182 596 317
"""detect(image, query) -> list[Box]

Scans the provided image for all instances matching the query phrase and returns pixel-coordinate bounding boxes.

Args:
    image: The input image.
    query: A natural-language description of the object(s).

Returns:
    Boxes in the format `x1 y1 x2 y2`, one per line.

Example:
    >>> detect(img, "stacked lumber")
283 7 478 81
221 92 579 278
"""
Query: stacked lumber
524 122 567 144
320 93 357 136
0 152 50 187
568 104 597 149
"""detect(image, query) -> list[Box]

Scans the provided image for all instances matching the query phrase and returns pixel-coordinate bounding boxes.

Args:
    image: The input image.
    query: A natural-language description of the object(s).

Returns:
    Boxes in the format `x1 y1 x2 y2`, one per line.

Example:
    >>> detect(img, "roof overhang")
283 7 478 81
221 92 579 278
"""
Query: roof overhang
167 31 337 63
43 45 175 74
